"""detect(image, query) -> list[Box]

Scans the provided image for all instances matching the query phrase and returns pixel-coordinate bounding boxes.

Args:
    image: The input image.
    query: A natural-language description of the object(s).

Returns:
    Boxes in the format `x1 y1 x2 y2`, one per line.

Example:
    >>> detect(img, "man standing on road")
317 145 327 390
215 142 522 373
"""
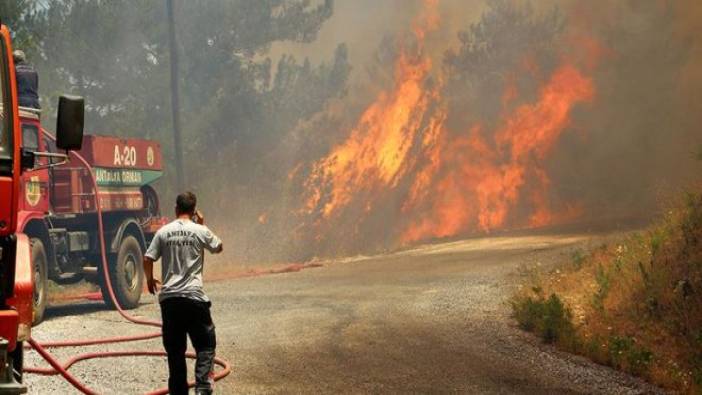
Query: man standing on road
143 192 223 395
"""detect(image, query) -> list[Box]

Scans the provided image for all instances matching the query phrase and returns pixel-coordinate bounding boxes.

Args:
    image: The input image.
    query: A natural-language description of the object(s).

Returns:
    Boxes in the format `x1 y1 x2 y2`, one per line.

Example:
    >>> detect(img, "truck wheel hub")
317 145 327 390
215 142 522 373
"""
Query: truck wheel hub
124 253 138 291
34 261 44 304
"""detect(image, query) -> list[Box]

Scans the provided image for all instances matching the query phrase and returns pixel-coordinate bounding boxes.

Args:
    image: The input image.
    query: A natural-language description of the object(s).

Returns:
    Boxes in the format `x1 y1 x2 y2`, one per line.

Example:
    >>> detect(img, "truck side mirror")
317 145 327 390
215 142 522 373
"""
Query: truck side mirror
56 95 84 151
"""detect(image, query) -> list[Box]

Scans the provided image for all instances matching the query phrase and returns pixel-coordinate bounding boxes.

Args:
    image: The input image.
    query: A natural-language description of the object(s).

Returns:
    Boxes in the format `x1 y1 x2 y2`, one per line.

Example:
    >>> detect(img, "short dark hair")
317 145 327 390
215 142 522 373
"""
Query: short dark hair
176 191 197 215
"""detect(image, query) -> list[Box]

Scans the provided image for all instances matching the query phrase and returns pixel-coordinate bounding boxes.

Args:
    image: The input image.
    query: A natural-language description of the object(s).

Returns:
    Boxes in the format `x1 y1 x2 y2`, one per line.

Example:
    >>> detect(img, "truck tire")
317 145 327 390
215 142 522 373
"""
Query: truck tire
31 238 48 326
101 235 144 309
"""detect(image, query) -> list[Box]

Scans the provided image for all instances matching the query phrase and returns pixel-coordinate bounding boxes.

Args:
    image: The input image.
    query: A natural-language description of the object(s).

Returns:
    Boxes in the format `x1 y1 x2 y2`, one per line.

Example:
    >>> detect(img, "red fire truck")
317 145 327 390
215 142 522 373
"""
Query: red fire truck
1 21 166 391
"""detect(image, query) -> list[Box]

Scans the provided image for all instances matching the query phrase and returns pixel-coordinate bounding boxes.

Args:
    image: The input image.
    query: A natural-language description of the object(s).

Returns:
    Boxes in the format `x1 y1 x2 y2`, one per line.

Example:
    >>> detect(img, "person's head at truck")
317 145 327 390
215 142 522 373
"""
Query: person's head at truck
12 50 26 64
143 191 223 395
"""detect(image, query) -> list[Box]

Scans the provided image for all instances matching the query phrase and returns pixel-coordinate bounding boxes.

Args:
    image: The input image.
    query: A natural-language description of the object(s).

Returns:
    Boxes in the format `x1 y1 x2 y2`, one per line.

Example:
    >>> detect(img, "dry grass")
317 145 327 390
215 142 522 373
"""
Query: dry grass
512 192 702 393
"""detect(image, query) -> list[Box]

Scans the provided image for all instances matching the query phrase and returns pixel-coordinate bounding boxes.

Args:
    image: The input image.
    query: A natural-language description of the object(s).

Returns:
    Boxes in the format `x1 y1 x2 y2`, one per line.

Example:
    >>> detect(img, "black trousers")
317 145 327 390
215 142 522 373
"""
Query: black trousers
161 297 217 395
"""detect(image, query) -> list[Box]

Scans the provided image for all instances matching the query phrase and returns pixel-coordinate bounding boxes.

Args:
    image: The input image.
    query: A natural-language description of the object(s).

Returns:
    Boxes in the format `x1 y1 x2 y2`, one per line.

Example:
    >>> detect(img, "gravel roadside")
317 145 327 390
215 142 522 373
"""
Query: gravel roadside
25 234 665 394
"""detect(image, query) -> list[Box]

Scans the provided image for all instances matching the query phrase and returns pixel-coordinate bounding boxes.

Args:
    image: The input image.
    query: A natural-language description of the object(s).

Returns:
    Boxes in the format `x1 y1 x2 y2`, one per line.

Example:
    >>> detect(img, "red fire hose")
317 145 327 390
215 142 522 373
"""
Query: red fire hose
23 131 231 394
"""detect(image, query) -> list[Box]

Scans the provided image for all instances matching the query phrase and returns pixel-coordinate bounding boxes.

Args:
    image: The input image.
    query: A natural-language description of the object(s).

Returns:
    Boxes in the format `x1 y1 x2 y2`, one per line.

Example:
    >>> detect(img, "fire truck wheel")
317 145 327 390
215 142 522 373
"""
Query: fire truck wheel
101 235 144 309
31 238 49 326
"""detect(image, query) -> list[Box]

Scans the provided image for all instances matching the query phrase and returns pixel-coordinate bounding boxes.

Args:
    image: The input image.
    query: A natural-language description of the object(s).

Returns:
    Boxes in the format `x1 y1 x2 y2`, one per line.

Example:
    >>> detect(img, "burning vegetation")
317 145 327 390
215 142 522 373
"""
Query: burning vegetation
287 2 606 257
294 2 587 253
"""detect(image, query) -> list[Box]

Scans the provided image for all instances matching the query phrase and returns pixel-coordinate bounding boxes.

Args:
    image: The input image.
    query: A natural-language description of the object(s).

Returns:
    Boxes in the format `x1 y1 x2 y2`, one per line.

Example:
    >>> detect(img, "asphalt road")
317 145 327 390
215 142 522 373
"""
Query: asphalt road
25 233 663 394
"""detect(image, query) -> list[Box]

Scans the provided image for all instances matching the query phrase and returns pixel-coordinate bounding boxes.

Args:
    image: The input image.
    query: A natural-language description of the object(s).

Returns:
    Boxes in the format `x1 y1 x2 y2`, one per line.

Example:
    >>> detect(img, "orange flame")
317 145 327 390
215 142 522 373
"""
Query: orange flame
303 1 439 219
300 1 596 247
402 64 594 242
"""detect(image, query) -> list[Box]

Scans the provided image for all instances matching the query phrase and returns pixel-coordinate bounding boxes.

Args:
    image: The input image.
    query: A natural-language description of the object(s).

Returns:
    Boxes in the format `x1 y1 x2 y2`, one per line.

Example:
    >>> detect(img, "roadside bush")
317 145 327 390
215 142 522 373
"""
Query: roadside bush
511 292 577 348
607 336 653 375
570 248 586 270
592 264 610 312
693 332 702 388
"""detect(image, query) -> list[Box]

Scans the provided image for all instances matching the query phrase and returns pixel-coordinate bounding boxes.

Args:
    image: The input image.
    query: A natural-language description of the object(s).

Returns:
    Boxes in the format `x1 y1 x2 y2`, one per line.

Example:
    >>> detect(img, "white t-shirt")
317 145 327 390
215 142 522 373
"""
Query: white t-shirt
145 219 222 303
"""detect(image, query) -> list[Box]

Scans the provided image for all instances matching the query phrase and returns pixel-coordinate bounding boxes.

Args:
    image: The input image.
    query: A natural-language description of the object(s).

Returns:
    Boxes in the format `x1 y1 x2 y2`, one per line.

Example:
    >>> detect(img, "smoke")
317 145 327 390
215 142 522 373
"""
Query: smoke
269 1 485 82
545 0 702 216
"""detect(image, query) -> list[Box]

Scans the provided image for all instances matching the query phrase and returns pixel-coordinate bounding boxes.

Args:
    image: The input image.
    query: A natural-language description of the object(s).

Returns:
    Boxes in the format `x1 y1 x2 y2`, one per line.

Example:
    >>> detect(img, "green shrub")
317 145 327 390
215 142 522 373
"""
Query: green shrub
512 296 542 332
692 332 702 387
592 264 611 311
571 249 586 270
649 228 667 257
681 192 702 250
511 293 576 347
607 336 653 375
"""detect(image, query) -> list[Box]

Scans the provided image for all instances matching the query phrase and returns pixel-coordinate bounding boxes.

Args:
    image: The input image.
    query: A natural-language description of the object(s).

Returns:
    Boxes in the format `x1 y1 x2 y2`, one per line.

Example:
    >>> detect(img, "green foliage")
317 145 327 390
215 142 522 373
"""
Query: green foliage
592 264 611 311
570 248 586 270
693 331 702 387
681 193 702 249
512 297 540 332
511 293 576 346
607 336 653 375
0 0 45 55
649 227 666 257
